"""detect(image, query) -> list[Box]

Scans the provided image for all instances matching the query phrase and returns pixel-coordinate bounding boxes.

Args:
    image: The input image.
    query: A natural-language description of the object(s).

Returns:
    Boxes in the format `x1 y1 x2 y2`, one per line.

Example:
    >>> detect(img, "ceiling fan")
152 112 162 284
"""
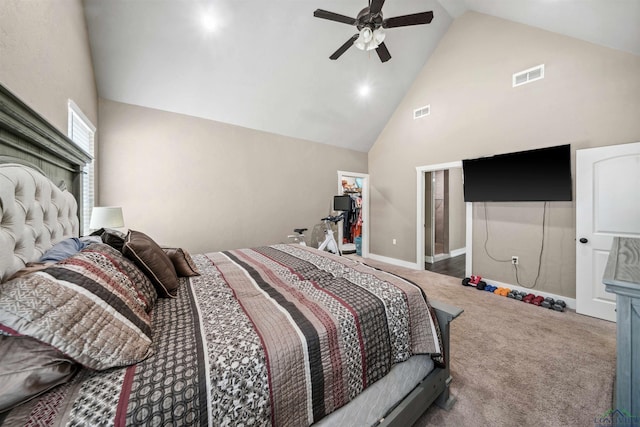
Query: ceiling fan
313 0 434 63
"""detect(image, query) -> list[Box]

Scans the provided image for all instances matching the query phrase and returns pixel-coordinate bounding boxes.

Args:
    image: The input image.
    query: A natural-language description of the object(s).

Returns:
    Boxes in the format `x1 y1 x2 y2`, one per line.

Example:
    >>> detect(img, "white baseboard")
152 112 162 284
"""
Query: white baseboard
425 248 466 264
483 277 576 310
368 253 421 270
450 247 466 257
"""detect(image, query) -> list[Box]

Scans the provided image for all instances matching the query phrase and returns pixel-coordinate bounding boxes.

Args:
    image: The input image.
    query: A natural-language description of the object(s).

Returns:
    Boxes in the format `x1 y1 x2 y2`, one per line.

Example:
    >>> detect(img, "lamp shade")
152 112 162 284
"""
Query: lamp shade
89 206 124 229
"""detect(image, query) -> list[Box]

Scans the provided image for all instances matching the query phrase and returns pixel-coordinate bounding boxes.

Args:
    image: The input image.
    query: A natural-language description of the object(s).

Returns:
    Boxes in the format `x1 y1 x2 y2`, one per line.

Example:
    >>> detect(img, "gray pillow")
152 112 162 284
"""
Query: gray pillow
0 335 78 413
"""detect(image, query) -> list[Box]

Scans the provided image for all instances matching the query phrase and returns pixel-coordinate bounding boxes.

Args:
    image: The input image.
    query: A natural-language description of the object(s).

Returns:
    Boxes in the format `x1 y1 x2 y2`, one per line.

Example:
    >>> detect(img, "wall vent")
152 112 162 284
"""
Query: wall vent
513 64 545 87
413 105 430 119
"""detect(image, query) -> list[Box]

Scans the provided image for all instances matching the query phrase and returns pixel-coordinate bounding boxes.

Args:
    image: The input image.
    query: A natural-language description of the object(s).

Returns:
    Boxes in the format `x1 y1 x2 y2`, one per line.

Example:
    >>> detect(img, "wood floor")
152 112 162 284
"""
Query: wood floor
425 254 466 279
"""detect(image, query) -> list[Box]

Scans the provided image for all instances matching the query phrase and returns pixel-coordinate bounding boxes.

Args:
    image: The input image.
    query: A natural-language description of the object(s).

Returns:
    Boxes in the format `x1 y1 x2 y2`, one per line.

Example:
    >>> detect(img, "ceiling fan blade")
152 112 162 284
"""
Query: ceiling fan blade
376 42 391 63
314 9 357 26
383 11 434 28
330 34 359 60
369 0 386 15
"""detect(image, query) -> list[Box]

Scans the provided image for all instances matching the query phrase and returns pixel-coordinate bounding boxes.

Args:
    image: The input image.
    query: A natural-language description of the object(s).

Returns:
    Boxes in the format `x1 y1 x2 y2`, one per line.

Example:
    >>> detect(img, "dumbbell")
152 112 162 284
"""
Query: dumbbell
541 297 555 309
515 294 523 301
507 291 516 299
532 296 545 306
523 293 536 303
476 281 487 291
552 300 566 312
462 277 472 287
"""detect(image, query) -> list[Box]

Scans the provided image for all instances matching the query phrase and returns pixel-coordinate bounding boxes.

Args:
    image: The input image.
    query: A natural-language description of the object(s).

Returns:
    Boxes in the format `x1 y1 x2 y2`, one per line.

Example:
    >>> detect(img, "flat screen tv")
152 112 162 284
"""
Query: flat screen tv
462 144 572 202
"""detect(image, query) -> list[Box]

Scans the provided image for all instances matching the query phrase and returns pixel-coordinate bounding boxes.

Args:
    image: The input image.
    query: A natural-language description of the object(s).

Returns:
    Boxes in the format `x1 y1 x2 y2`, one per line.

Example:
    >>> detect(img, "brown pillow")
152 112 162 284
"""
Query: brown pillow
0 335 78 413
122 230 179 298
163 248 200 277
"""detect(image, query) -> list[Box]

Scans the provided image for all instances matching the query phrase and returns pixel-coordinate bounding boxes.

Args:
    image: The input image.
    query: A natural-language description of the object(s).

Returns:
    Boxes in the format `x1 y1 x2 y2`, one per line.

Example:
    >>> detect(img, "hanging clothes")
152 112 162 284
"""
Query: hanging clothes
343 194 362 243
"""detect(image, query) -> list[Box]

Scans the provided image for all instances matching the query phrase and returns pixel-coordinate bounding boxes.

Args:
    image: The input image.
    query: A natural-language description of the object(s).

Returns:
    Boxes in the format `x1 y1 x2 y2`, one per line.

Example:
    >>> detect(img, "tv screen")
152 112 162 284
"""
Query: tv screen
462 144 572 202
334 195 351 211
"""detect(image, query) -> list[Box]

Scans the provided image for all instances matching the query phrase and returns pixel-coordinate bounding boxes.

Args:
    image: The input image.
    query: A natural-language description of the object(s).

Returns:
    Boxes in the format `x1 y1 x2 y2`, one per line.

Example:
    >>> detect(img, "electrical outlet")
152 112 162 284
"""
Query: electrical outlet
512 256 519 265
392 239 397 245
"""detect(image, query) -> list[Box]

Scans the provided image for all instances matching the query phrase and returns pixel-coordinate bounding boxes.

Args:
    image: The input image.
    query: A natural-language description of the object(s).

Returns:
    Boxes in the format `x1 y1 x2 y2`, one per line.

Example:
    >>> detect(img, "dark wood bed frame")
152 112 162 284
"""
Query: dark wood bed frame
0 82 462 426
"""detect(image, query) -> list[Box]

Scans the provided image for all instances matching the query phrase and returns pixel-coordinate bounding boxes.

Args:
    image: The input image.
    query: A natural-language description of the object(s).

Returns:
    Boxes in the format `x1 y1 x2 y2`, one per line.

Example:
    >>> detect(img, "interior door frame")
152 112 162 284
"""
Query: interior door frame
416 162 472 276
337 170 369 258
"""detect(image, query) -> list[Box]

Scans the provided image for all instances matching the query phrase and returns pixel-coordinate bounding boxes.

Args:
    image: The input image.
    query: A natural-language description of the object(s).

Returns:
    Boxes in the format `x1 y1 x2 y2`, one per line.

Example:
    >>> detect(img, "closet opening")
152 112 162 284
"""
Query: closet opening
337 171 369 258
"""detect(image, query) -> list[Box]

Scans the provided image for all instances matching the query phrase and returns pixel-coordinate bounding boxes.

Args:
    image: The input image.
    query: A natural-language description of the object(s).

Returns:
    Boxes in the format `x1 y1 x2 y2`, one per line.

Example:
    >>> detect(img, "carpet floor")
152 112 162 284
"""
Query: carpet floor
355 256 617 427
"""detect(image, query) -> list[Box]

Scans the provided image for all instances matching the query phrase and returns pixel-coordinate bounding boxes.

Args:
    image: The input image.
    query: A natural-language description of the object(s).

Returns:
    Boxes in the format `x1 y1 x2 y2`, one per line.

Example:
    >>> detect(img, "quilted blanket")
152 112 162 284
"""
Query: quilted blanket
0 245 442 427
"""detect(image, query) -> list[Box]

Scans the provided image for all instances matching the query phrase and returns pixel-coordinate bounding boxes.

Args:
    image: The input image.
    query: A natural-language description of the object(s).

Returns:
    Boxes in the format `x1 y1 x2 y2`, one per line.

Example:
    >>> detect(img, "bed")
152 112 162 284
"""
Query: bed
0 83 462 426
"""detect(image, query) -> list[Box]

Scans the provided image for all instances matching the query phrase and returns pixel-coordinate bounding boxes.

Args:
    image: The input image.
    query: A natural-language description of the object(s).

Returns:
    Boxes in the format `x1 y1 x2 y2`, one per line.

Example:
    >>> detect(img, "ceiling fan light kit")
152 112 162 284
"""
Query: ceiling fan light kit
313 0 433 63
355 27 385 51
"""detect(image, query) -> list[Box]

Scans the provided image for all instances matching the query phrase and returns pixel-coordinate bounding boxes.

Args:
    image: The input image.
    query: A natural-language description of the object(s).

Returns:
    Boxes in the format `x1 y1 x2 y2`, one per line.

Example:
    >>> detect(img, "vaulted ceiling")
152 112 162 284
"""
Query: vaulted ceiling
83 0 640 152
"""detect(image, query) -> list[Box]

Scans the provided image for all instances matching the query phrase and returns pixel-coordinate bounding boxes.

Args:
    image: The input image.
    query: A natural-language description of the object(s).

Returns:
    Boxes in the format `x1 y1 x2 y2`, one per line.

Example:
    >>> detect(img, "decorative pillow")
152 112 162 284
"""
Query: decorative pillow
39 237 88 262
163 248 200 277
80 235 103 244
90 228 127 252
122 230 179 298
0 243 155 370
0 335 78 413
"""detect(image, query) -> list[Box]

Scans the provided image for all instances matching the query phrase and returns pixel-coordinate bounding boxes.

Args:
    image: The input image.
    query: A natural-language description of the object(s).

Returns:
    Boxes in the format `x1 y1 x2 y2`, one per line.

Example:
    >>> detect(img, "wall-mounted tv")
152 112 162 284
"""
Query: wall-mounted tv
462 144 572 202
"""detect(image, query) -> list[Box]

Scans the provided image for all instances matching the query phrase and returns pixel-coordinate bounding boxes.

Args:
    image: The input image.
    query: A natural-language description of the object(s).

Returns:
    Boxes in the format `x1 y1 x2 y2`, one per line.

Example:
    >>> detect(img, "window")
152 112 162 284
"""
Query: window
68 100 96 234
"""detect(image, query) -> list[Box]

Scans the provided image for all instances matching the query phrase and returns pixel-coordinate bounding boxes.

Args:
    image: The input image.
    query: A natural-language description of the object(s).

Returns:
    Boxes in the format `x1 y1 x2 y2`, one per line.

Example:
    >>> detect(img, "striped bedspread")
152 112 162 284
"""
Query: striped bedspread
1 244 442 427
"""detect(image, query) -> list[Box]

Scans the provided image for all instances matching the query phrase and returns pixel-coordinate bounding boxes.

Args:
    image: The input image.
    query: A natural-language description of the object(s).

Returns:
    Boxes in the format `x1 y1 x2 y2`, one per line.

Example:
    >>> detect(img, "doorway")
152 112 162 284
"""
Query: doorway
337 171 369 258
416 162 472 277
425 169 450 262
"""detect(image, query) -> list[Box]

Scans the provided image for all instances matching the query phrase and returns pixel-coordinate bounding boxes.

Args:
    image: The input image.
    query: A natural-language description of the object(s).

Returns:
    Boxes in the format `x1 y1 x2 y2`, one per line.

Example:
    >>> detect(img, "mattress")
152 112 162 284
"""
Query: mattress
315 355 434 426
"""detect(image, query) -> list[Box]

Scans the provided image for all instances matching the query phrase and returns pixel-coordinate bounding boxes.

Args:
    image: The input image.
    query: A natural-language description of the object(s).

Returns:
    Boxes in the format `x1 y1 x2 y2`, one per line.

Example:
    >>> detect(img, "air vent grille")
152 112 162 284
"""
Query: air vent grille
413 105 430 119
513 64 545 87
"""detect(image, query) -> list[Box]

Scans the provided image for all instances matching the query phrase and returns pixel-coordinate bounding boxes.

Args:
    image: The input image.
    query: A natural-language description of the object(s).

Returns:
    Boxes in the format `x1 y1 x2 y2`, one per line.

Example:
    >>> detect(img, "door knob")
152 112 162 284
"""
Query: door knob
579 238 588 244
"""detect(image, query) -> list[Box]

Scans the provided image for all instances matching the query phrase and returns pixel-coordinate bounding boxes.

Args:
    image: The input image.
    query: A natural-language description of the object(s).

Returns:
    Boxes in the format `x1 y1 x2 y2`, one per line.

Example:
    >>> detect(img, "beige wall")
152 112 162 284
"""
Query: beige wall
0 0 98 133
98 99 368 254
368 12 640 297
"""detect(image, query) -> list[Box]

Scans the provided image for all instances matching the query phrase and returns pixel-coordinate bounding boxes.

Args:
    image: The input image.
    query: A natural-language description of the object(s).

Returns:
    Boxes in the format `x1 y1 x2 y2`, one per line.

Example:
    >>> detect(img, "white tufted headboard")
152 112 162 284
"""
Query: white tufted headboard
0 163 79 282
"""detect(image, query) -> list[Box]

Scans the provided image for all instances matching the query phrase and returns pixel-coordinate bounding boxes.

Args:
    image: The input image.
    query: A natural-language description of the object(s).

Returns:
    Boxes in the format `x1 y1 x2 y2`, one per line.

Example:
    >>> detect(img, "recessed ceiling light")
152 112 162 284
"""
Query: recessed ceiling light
358 84 371 97
201 13 218 33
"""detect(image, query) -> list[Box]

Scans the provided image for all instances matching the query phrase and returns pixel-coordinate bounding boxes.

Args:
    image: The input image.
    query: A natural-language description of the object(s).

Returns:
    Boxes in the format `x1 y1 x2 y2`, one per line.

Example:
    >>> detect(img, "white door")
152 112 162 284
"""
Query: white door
576 142 640 321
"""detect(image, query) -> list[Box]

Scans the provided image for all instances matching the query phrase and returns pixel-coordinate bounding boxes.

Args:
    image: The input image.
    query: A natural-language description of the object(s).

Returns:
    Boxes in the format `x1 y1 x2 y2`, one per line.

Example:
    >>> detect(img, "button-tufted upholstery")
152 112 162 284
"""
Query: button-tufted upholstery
0 164 79 282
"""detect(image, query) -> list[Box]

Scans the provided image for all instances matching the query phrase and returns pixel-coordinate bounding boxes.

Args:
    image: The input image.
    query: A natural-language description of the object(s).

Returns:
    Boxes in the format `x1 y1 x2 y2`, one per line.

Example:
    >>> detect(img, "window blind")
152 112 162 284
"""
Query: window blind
68 100 96 235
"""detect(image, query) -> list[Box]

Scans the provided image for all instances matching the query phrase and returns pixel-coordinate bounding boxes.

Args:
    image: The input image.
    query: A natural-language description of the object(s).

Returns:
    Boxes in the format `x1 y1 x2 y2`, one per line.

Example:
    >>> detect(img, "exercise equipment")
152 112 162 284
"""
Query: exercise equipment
540 297 554 309
496 287 510 296
532 296 545 306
